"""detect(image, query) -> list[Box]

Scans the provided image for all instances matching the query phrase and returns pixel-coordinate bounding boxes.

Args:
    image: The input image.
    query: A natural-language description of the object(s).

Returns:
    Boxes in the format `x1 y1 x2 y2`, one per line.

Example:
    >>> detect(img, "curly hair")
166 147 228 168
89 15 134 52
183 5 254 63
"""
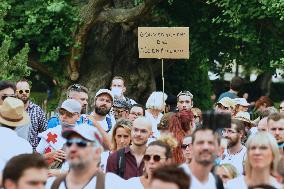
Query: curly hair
168 110 194 163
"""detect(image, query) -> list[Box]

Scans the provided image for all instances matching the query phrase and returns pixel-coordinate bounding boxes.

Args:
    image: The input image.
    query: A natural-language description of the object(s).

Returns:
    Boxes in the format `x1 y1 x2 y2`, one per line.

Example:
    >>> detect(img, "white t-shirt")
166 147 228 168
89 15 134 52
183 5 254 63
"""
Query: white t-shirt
220 146 247 175
126 177 144 189
0 127 33 172
45 172 126 189
226 175 282 189
180 163 217 189
100 151 111 172
145 111 163 138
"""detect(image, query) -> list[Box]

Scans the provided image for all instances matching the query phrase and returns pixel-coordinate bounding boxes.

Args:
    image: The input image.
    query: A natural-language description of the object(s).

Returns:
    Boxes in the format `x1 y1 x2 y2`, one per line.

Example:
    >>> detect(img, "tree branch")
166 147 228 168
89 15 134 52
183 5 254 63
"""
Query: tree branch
69 0 110 81
28 58 54 79
97 0 162 23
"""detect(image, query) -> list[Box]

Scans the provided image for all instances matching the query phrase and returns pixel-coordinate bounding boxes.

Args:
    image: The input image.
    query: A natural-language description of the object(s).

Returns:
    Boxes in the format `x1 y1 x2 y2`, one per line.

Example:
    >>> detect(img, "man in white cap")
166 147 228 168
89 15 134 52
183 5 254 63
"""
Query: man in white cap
215 97 235 115
46 125 126 189
36 99 82 168
90 89 116 133
0 97 33 187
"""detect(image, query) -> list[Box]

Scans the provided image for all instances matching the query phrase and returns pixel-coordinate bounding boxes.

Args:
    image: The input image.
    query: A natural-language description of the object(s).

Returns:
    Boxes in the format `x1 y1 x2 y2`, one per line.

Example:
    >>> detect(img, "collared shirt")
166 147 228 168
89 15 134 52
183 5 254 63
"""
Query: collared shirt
106 147 144 180
26 101 47 150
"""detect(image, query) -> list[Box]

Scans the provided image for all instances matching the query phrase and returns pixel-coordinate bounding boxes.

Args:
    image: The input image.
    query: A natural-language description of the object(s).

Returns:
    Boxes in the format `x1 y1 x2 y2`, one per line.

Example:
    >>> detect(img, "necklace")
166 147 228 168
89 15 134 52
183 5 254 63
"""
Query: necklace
227 147 243 160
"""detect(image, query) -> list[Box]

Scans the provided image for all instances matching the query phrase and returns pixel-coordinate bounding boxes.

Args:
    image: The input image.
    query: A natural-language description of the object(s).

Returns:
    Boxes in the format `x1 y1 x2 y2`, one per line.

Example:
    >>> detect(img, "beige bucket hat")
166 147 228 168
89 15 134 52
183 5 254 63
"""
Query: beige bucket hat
0 97 30 127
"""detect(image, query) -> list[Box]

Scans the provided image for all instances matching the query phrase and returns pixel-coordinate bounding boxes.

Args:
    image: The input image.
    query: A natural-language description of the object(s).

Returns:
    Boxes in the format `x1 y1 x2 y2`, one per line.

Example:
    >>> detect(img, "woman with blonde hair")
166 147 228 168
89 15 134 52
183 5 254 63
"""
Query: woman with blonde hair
100 119 132 172
226 132 281 189
214 164 238 185
126 135 178 189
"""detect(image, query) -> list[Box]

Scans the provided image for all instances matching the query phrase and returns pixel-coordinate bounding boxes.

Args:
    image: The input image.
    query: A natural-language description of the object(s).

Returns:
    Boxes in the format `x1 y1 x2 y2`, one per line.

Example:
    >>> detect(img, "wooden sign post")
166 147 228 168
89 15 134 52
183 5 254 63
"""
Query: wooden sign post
138 27 190 112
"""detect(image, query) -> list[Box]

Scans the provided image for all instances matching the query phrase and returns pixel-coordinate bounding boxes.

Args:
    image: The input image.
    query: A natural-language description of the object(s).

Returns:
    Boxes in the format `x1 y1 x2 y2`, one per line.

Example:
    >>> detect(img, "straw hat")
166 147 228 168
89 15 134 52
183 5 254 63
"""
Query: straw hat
234 111 255 127
0 97 30 127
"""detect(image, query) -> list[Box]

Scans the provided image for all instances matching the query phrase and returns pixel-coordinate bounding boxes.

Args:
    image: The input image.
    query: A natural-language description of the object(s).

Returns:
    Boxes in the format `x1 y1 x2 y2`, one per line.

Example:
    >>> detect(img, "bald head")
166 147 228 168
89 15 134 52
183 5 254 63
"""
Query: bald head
258 117 268 132
133 116 152 131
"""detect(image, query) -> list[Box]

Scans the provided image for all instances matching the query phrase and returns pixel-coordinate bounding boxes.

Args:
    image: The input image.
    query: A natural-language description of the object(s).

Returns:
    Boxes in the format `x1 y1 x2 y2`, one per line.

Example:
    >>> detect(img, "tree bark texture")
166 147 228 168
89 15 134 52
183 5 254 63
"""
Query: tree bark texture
70 0 164 103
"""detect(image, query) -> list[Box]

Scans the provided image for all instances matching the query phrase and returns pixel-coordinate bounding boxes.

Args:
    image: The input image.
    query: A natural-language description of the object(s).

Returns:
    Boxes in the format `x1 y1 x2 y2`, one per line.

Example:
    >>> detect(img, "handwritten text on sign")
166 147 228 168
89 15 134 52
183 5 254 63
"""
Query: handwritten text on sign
138 27 189 59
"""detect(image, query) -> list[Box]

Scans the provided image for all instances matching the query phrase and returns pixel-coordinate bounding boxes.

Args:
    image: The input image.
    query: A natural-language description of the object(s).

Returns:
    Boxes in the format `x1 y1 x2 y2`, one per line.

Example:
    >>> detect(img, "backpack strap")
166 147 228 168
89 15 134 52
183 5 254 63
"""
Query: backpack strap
95 172 106 189
51 174 67 189
117 148 126 178
105 117 112 133
214 174 224 189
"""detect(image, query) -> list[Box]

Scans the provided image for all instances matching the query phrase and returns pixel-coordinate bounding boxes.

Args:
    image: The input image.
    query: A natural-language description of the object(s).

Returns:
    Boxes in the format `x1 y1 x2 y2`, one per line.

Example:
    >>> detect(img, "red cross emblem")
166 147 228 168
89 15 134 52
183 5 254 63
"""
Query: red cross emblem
47 132 58 143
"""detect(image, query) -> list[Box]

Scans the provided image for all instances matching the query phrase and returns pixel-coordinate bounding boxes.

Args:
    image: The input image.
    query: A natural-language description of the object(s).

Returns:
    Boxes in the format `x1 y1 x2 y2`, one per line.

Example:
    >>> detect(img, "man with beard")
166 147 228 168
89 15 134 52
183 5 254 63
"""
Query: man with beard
46 124 126 189
16 80 47 150
106 117 152 179
177 91 193 112
220 119 247 175
48 84 89 129
90 89 116 133
268 113 284 150
180 127 222 189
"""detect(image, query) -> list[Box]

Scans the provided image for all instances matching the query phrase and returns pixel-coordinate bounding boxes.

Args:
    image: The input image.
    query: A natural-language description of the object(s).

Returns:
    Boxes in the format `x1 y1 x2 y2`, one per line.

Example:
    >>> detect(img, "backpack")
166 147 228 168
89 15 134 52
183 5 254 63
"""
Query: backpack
51 172 105 189
116 147 126 178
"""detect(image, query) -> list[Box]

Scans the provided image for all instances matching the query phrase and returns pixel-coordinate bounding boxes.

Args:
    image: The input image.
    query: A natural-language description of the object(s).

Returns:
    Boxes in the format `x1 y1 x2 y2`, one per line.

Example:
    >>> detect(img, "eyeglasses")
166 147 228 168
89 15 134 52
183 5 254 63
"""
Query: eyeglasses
16 89 30 94
193 115 200 119
59 109 77 118
113 108 127 115
217 104 229 110
1 94 16 101
66 138 93 148
181 144 192 150
221 129 237 135
130 112 143 117
143 154 166 162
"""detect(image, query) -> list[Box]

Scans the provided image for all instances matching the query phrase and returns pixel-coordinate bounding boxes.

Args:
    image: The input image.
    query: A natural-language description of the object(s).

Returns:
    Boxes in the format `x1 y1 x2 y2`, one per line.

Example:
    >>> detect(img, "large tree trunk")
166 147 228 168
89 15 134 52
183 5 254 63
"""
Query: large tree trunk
72 0 163 103
79 23 158 103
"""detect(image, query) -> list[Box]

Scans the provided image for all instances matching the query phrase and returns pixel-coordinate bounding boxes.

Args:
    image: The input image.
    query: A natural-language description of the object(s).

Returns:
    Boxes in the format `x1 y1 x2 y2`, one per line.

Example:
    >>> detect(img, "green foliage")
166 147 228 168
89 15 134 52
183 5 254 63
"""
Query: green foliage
0 37 30 81
2 0 79 77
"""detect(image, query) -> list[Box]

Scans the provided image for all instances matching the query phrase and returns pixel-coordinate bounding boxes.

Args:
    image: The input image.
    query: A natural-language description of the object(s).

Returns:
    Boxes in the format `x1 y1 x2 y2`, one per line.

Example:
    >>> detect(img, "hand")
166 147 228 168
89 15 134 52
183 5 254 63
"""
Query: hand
87 115 98 126
46 149 66 162
48 169 62 177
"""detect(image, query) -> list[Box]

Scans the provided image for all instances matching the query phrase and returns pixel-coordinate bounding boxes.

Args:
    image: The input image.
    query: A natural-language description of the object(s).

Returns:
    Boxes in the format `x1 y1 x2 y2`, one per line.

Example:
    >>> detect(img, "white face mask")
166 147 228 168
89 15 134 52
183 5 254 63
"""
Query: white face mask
111 87 123 97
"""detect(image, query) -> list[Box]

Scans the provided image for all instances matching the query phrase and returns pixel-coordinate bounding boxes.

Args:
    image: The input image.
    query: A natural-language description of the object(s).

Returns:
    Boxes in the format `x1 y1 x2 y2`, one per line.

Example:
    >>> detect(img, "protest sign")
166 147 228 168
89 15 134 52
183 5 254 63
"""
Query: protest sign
138 27 189 59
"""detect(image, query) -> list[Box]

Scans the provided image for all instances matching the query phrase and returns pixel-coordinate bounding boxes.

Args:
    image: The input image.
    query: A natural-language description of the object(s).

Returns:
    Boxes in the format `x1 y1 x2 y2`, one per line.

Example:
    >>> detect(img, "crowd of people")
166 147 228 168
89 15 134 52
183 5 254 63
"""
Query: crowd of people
0 76 284 189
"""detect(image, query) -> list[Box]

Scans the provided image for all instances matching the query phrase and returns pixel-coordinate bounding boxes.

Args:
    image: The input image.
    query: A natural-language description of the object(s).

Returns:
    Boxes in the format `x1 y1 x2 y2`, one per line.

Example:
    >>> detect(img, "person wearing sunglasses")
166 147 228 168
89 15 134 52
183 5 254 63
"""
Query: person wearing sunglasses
16 80 48 150
46 125 127 189
181 136 193 164
279 100 284 114
214 163 238 187
0 80 16 105
36 99 81 174
126 135 177 189
215 97 236 115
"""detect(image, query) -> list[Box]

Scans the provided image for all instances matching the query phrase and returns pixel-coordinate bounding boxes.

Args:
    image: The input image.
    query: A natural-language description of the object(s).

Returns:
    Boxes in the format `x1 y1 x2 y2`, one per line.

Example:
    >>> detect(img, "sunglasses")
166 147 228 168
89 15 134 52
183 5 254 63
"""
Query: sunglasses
1 94 16 101
66 138 93 148
181 144 191 150
143 154 166 162
16 89 30 94
59 109 77 118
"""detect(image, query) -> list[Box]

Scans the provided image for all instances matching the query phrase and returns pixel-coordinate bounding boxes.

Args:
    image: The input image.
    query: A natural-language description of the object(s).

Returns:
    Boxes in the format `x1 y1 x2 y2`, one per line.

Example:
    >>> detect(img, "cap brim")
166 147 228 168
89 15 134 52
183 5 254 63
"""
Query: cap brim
62 128 93 141
0 111 30 127
217 102 230 108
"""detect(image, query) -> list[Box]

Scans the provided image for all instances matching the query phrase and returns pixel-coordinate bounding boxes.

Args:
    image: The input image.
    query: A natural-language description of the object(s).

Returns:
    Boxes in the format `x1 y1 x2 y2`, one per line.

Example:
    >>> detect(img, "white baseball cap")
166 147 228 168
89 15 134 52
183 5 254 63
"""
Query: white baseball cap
95 89 114 102
62 123 103 146
60 99 81 113
234 98 250 107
